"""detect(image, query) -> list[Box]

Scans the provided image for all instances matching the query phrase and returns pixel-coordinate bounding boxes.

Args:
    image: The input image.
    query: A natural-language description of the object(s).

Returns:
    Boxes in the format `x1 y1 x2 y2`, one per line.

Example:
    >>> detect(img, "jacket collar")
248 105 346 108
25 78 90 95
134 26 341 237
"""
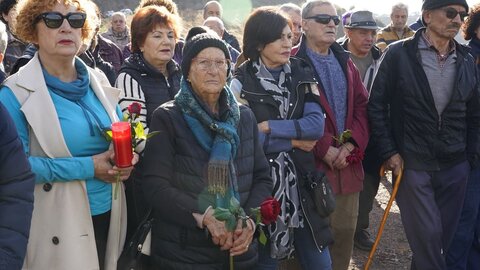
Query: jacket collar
8 53 119 158
403 28 468 61
296 33 349 64
382 24 413 33
122 52 180 77
296 33 350 86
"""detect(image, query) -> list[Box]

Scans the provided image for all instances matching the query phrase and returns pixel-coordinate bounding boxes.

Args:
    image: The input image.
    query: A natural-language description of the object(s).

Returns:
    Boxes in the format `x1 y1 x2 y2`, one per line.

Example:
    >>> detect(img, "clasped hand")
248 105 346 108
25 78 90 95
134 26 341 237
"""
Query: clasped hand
323 142 354 170
203 209 255 256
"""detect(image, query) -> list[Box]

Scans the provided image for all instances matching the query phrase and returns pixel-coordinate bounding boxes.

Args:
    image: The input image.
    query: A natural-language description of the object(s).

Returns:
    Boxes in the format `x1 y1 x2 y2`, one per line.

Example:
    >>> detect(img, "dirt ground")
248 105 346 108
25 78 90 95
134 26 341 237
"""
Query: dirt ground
349 175 412 270
278 175 412 270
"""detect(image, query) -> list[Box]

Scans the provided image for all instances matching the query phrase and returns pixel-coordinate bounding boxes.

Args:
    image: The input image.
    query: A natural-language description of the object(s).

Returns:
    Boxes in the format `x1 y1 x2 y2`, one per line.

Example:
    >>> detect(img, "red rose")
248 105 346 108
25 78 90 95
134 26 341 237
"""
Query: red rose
346 147 364 164
260 197 280 225
127 102 142 115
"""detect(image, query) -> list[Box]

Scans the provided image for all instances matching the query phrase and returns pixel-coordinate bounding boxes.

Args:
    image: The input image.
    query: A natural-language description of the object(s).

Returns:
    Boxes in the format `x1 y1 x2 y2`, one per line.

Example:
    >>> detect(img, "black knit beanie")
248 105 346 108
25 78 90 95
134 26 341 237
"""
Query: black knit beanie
181 33 231 78
422 0 469 12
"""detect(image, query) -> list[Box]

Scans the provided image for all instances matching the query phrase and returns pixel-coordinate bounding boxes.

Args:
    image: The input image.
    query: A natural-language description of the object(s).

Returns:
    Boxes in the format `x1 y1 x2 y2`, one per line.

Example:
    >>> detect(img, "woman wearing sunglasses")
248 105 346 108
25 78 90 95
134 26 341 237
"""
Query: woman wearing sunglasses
0 0 137 269
230 7 333 270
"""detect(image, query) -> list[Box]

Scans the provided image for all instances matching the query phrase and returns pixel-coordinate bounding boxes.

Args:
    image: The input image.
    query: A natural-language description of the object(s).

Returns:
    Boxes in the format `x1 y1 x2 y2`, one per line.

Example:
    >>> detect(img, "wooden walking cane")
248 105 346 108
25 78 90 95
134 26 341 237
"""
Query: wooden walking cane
364 165 403 270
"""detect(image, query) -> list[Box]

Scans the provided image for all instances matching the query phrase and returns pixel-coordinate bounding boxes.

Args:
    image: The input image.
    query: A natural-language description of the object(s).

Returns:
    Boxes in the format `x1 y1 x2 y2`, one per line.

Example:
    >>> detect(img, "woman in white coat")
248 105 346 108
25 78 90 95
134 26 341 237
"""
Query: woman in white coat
0 0 137 269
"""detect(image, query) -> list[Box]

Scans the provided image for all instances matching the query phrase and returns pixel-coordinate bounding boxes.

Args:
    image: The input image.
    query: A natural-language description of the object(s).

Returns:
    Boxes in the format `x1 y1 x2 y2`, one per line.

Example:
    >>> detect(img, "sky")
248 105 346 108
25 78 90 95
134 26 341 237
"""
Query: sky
220 0 480 25
332 0 480 15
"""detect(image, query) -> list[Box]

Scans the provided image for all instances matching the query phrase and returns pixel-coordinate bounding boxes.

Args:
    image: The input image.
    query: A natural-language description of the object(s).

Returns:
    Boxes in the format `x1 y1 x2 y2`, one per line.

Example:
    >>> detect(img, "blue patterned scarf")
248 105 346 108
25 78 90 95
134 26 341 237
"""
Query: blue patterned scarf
175 77 240 206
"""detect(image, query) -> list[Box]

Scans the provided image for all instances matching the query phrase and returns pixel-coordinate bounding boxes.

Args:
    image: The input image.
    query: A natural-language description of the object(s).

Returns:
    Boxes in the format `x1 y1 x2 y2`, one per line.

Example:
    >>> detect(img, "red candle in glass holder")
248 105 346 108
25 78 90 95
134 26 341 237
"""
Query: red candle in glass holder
111 122 133 168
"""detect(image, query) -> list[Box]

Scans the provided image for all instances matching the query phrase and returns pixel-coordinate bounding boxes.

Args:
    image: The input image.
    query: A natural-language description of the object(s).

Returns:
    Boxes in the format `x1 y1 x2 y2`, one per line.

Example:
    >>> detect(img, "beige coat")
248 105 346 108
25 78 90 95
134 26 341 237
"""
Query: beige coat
3 53 127 270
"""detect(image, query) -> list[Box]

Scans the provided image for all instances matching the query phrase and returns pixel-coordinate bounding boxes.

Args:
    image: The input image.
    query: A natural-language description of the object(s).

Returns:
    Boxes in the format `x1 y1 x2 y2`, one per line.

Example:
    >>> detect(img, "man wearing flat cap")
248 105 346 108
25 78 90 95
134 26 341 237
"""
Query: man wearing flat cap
340 10 381 91
339 10 383 252
368 0 480 269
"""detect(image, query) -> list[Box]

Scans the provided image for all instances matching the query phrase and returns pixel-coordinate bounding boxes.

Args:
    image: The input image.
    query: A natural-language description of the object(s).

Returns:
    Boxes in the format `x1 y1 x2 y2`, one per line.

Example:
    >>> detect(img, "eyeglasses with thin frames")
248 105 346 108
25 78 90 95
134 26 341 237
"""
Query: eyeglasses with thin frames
193 58 229 72
442 7 468 22
36 12 86 29
305 14 341 25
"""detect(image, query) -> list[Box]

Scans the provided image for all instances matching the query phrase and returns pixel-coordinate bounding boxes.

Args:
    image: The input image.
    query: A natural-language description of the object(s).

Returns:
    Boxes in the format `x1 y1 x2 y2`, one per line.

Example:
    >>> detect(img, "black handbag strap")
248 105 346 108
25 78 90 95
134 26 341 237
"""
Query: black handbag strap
125 208 153 250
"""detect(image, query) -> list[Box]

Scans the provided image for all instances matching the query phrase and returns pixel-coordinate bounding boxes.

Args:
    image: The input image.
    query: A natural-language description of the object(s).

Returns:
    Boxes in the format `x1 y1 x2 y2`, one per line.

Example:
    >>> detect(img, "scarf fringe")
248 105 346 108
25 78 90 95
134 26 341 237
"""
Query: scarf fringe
207 161 229 196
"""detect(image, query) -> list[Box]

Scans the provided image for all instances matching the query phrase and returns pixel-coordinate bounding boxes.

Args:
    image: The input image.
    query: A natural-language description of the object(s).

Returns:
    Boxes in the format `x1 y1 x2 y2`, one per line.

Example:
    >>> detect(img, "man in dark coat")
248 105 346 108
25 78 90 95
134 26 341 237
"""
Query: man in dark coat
0 102 35 269
368 0 480 268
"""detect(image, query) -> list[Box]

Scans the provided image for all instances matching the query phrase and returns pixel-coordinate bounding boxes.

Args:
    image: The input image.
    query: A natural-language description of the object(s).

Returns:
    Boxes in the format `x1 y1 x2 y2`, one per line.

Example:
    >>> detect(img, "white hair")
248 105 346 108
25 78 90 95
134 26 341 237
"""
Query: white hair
391 2 408 14
203 16 225 30
111 11 126 20
0 22 7 55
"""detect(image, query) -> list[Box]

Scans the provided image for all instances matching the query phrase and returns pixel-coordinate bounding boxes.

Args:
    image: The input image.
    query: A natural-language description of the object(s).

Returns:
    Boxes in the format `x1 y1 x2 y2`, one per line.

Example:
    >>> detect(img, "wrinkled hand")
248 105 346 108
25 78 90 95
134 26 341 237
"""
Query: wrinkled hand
230 218 255 256
203 209 233 250
257 121 270 134
385 153 403 177
333 142 354 170
292 139 317 152
323 146 340 170
93 149 138 183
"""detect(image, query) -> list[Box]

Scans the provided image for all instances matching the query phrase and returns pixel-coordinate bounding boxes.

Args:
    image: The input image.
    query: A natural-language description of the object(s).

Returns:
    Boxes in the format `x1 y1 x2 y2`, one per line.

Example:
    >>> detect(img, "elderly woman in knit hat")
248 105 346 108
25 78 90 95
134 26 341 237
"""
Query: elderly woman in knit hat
141 33 273 269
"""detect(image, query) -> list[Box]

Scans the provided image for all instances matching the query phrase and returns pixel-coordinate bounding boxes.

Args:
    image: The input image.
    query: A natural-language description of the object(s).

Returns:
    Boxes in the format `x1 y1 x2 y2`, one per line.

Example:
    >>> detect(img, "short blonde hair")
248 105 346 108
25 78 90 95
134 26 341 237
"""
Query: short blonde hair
13 0 99 45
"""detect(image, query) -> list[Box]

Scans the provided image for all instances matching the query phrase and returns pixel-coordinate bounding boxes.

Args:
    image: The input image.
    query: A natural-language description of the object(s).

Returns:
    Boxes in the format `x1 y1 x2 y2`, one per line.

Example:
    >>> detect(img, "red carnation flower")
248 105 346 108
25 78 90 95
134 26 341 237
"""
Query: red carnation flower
260 197 280 225
346 147 364 164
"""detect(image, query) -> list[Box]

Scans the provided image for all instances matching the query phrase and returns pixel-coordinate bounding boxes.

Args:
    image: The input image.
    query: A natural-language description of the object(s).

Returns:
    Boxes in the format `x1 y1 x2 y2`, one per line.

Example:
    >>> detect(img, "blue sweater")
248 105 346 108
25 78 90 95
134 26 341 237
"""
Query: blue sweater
0 102 34 269
0 80 121 216
307 48 347 134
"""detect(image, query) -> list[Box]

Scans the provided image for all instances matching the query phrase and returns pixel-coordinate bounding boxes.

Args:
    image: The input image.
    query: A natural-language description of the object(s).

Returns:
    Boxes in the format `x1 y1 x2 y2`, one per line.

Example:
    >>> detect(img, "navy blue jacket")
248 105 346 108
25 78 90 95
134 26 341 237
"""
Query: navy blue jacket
0 102 35 269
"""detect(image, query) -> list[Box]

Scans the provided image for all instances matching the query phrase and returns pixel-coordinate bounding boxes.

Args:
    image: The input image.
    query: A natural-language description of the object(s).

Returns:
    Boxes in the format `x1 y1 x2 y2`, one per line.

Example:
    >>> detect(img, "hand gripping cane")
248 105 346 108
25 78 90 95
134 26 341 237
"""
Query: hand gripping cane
364 165 403 270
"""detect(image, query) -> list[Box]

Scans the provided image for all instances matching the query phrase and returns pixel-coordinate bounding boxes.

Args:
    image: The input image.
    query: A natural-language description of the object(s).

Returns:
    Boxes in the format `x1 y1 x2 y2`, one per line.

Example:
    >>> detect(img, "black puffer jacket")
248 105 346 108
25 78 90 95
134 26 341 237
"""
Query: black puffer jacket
233 57 333 251
118 53 182 126
142 99 272 270
368 29 480 170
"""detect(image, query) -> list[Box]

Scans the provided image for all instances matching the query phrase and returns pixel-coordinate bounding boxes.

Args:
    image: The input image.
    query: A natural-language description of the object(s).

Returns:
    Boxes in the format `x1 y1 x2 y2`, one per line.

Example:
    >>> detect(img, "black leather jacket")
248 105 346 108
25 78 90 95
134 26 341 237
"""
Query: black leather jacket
368 29 480 170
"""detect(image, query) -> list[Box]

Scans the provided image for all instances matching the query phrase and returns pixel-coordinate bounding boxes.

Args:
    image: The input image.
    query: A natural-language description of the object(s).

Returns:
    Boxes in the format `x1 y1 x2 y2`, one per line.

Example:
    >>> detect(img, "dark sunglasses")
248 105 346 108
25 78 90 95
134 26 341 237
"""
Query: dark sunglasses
442 7 468 21
36 12 86 29
305 14 340 25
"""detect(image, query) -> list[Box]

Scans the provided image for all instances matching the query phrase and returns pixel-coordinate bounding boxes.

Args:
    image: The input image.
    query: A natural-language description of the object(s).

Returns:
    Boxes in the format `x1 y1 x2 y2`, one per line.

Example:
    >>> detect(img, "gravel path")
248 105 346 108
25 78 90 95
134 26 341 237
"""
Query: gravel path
350 175 412 269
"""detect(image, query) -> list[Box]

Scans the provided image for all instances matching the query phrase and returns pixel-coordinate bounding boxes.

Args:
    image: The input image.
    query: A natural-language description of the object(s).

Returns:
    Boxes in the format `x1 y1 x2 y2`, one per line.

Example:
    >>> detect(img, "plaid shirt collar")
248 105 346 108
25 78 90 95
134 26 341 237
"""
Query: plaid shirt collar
421 31 456 68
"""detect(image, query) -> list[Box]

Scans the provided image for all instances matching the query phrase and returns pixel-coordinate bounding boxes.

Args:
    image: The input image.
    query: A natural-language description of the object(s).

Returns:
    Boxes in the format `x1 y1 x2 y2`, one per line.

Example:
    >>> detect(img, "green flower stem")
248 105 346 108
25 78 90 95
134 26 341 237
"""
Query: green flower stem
230 255 234 270
114 172 120 200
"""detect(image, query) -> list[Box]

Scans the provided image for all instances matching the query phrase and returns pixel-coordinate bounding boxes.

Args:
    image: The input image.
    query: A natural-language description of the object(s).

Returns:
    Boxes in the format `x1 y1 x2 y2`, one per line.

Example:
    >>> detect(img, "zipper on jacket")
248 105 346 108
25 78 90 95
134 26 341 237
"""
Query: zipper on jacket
164 76 170 88
241 89 270 96
289 83 302 119
290 80 318 118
